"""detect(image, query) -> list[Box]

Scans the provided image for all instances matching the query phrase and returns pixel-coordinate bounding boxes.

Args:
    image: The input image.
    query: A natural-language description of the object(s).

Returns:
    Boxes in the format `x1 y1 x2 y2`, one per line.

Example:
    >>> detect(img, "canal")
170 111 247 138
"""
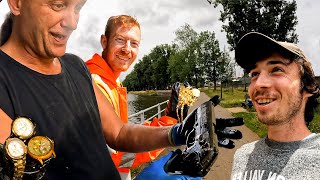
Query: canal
127 93 170 124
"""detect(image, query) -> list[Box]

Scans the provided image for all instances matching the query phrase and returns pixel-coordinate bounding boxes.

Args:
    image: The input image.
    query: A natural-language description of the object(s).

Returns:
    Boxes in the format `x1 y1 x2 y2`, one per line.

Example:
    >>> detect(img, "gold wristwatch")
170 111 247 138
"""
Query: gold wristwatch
11 117 36 140
4 138 27 180
27 136 56 165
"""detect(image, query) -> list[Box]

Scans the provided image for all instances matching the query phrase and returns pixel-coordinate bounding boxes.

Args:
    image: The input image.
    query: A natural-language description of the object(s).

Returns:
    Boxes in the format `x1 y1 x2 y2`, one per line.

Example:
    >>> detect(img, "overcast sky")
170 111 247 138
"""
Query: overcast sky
0 0 319 80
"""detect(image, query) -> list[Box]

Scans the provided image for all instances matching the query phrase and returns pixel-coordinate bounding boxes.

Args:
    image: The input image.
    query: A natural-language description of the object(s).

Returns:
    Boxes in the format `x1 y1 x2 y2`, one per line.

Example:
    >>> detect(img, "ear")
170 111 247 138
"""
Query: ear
303 91 313 99
100 34 108 50
7 0 22 16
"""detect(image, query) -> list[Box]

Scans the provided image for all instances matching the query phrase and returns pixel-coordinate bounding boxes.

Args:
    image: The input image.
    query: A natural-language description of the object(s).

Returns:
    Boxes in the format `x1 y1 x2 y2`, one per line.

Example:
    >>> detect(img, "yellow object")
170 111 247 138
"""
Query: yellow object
27 136 56 165
176 85 199 122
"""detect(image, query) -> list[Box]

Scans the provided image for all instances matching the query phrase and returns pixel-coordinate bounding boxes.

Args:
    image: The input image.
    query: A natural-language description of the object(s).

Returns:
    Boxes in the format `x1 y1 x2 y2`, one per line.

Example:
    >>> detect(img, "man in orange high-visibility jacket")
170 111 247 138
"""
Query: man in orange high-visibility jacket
86 15 177 180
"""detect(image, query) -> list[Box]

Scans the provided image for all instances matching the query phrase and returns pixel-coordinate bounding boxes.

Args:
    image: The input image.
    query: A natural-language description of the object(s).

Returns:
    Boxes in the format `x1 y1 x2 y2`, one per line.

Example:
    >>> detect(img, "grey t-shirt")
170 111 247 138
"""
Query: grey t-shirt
231 134 320 180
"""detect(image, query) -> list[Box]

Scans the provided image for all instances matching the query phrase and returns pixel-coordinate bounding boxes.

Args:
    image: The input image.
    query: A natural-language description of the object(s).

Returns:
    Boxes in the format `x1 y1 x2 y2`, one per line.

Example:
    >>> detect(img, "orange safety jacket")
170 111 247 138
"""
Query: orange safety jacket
86 54 176 175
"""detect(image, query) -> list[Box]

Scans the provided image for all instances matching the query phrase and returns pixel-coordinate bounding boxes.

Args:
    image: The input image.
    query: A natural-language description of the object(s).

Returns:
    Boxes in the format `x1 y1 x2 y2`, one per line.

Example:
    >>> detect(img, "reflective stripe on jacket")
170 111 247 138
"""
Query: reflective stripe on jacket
86 54 176 177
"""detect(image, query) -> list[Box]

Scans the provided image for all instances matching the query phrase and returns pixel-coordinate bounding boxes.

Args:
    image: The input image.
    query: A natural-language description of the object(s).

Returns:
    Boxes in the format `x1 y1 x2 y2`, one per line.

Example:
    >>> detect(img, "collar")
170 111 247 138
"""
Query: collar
86 53 118 87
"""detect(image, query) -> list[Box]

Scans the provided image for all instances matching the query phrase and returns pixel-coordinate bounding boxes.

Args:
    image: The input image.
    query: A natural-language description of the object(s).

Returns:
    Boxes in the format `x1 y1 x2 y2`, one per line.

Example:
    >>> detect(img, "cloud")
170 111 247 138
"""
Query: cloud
295 0 320 74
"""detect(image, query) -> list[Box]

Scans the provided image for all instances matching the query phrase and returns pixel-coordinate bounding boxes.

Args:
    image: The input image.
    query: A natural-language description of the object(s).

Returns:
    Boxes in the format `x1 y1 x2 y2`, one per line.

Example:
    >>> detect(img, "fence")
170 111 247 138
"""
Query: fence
128 100 169 124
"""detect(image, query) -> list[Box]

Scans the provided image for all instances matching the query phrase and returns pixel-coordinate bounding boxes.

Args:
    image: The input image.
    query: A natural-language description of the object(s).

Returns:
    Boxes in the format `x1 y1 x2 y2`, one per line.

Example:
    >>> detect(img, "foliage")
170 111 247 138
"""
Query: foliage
212 0 298 50
125 24 234 90
168 24 232 88
197 31 221 89
123 44 175 90
309 108 320 133
217 47 235 86
168 24 201 86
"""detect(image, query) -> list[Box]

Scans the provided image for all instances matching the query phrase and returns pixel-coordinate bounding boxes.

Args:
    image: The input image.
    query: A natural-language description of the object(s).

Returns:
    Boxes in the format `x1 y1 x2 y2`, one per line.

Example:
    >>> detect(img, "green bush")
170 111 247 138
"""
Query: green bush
309 108 320 133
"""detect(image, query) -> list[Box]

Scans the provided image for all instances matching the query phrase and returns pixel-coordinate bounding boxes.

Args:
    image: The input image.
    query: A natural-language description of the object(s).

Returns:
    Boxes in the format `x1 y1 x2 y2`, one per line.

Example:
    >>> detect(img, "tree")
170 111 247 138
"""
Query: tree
217 47 235 98
124 44 176 90
168 24 200 86
149 44 175 90
211 0 298 50
197 31 221 90
123 71 139 91
174 24 198 50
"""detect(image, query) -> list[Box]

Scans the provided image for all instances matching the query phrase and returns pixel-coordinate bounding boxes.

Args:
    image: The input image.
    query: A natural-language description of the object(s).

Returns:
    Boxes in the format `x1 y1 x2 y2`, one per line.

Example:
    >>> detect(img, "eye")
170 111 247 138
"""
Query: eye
115 38 125 44
51 3 66 11
249 71 259 78
131 41 140 48
271 67 284 73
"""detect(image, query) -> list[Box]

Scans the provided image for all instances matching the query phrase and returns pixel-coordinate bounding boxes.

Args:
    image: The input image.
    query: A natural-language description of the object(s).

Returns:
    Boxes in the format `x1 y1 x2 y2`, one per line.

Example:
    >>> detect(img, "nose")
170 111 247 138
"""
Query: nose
252 71 272 90
121 41 132 54
61 11 79 30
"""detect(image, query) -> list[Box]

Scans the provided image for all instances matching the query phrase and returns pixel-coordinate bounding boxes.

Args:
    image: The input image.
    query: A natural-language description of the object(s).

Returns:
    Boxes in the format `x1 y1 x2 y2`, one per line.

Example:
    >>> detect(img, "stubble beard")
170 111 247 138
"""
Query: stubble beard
257 90 303 126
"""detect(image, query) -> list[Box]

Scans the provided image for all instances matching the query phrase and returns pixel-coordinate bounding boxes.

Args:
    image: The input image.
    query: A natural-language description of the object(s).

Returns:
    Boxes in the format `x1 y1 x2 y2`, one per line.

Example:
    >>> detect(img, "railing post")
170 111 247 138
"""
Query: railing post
128 100 169 124
140 112 144 124
158 103 161 119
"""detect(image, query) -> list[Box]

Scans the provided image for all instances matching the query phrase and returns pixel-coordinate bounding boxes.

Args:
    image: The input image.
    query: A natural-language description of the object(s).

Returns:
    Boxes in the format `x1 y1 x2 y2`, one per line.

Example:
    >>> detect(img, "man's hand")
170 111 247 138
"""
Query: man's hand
166 100 218 177
165 93 244 176
135 152 201 180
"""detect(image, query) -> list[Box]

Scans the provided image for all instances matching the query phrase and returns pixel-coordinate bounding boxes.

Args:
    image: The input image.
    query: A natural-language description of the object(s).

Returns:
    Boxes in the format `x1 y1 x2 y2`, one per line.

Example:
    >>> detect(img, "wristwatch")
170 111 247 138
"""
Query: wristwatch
11 117 36 140
27 136 56 165
4 137 27 180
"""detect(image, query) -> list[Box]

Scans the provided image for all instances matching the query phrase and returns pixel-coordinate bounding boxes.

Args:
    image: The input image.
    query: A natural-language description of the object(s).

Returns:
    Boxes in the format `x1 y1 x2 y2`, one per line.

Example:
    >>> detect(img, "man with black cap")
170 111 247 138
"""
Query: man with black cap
231 32 320 180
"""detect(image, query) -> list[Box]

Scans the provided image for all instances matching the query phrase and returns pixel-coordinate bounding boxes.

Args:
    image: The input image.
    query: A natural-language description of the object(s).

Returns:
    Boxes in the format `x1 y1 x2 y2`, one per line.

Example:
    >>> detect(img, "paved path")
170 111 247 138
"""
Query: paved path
159 92 260 179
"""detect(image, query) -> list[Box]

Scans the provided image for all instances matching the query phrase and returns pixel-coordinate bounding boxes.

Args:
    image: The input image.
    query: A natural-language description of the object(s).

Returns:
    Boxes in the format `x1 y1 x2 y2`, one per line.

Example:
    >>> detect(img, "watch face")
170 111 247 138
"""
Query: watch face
12 117 34 139
28 136 52 156
6 138 26 158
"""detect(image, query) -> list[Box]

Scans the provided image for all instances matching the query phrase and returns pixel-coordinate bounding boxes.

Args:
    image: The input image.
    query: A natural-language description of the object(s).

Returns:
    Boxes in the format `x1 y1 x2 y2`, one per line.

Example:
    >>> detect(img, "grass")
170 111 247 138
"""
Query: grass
200 87 248 108
130 90 158 96
201 87 320 134
309 109 320 133
232 112 268 138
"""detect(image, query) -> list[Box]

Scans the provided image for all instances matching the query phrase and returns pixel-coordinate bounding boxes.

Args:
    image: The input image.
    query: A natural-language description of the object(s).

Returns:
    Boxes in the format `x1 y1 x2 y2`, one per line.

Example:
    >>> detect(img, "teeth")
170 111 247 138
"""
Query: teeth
118 56 129 61
257 99 273 105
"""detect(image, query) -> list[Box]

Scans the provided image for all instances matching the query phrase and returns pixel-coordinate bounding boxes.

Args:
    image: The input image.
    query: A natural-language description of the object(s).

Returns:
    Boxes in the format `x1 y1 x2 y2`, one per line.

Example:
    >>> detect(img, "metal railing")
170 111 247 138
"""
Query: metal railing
128 100 169 124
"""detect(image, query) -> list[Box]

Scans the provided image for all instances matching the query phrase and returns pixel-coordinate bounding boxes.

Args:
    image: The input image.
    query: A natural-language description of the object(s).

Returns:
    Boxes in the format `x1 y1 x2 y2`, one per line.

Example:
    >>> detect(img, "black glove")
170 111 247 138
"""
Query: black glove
210 95 244 149
166 100 218 177
165 95 244 176
164 82 192 122
215 119 243 149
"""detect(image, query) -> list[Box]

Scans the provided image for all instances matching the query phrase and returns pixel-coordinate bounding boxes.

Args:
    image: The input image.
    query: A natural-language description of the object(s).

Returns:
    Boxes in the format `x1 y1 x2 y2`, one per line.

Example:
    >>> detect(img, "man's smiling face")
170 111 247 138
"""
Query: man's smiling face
248 53 310 126
102 25 141 76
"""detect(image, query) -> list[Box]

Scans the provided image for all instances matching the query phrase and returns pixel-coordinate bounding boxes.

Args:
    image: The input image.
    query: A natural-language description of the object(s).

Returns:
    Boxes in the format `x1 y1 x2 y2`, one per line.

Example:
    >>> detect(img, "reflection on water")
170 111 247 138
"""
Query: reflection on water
127 93 169 124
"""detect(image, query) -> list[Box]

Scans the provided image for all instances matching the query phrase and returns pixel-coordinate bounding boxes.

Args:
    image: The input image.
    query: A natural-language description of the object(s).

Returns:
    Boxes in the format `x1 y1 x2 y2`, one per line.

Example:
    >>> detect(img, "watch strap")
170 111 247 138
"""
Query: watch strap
12 155 26 180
